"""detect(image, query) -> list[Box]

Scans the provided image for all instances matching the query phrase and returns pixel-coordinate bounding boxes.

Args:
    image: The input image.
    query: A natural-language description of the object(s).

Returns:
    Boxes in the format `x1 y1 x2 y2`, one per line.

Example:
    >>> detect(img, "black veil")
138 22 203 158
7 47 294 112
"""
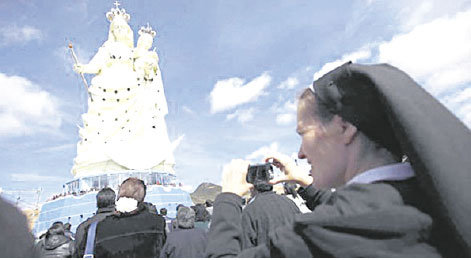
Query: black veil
314 62 471 256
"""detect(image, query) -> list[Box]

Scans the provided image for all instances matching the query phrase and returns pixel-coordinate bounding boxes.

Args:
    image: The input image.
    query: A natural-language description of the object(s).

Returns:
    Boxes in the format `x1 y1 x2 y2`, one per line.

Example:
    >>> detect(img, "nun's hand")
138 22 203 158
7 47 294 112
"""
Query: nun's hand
221 159 253 197
265 152 313 187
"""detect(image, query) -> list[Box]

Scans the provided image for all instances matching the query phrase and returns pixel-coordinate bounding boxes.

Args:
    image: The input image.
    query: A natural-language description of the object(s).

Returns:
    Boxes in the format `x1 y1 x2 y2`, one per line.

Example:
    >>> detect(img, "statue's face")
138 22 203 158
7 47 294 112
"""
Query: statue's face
112 20 129 41
137 34 153 50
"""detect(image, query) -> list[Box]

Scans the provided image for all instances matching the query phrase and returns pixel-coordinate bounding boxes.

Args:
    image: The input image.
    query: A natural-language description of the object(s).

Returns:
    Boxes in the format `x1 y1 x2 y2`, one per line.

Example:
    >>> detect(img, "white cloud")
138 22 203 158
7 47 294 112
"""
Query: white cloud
0 25 42 46
378 10 471 95
276 113 296 125
209 72 271 113
277 77 299 89
226 108 255 123
442 88 471 127
10 173 66 183
310 9 471 128
246 142 280 161
0 73 62 137
272 99 297 126
313 47 372 81
398 1 434 31
395 0 471 32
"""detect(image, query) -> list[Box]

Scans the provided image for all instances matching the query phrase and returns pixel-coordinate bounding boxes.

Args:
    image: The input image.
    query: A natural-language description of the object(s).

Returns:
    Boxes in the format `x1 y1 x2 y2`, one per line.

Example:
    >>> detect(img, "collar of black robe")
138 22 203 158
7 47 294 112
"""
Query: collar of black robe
312 61 402 157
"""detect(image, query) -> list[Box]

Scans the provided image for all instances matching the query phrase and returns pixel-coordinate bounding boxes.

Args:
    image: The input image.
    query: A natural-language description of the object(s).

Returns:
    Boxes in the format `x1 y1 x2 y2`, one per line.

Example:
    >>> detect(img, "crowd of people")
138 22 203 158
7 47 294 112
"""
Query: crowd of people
0 62 470 257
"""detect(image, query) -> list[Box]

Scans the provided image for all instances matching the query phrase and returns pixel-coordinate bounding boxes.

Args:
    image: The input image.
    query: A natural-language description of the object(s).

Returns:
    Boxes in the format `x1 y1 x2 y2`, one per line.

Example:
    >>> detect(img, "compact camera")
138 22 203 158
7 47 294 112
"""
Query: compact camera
246 162 274 184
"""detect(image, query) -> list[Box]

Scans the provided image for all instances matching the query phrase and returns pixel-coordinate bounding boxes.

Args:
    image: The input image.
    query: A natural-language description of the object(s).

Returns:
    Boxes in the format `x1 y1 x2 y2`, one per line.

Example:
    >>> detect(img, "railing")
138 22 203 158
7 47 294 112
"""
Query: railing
47 171 181 202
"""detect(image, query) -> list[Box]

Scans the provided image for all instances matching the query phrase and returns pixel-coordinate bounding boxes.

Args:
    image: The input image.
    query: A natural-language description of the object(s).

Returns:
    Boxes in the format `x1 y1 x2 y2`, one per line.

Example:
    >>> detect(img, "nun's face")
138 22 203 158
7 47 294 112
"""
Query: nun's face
297 97 348 189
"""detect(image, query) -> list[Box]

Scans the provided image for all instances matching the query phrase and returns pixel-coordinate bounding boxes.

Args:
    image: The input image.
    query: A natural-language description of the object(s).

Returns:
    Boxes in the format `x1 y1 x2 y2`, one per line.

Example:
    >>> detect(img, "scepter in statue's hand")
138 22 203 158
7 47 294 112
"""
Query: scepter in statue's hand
68 43 93 101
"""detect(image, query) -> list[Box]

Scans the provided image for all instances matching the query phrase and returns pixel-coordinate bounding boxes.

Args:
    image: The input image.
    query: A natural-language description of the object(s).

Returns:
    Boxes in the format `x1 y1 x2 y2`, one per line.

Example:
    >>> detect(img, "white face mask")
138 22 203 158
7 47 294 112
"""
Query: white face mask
115 197 138 213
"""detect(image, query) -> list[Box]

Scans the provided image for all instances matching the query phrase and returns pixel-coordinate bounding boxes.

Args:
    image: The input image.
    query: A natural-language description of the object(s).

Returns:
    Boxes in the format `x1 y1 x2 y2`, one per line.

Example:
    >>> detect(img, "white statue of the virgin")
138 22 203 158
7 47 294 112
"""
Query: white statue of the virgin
72 4 176 177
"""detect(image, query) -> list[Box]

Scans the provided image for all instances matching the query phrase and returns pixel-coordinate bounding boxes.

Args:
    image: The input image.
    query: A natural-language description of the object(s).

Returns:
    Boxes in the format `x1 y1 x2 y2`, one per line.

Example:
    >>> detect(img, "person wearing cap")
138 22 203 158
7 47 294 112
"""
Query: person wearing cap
206 62 471 257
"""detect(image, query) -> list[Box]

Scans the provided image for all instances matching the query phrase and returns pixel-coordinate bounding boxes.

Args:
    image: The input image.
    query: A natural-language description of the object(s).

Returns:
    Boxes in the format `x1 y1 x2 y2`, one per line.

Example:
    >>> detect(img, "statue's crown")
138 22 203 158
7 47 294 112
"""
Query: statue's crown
106 1 130 22
138 23 157 37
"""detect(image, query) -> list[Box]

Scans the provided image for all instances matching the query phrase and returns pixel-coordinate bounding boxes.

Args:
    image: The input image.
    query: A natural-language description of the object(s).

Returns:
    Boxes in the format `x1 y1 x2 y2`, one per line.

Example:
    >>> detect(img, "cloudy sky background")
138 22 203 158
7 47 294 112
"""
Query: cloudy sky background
0 0 470 207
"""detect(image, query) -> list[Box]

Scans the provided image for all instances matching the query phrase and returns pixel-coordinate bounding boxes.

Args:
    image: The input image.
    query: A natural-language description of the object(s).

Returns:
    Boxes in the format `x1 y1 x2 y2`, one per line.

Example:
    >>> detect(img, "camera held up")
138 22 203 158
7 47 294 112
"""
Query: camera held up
246 162 274 184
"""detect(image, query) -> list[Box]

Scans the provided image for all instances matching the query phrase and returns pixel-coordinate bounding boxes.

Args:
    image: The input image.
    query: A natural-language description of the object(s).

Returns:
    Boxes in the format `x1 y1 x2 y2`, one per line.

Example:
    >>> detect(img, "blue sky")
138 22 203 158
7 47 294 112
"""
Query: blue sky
1 0 470 207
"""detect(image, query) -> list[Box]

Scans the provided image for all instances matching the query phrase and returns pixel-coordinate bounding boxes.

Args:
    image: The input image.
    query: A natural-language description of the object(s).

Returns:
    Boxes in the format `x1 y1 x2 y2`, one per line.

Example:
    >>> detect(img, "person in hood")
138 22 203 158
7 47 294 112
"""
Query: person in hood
0 197 35 257
160 206 208 258
241 182 300 249
206 63 471 257
93 178 166 257
35 222 75 258
74 187 116 257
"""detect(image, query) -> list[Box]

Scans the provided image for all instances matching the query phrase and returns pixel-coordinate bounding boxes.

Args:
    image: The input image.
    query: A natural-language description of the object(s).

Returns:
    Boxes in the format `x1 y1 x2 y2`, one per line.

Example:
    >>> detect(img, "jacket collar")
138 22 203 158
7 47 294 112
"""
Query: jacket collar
96 206 115 214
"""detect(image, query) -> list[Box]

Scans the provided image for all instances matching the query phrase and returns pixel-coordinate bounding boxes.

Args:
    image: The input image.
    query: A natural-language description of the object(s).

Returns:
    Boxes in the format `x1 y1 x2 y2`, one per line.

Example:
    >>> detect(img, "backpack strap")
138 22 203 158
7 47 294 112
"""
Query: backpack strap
83 221 99 258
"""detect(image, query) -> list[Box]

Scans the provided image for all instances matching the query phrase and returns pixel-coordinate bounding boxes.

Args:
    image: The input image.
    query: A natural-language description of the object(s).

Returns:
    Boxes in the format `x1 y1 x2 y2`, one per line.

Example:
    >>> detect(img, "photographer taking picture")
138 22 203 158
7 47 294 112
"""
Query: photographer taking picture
240 164 300 250
206 62 471 257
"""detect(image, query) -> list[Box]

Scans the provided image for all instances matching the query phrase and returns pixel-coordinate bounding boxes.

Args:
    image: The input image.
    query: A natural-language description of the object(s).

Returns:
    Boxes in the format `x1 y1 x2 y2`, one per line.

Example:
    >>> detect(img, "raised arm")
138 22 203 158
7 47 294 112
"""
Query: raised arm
74 44 109 74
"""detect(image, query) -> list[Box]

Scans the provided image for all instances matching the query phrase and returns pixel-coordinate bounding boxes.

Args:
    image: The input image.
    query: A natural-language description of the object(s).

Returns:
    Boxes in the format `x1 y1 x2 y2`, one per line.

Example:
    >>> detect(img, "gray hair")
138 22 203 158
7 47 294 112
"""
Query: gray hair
177 206 195 229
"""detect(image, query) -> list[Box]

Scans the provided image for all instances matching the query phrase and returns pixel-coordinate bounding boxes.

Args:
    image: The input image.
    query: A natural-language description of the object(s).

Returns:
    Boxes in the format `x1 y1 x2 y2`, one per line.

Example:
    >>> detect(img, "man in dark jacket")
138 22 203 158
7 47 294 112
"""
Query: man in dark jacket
94 178 166 257
241 182 300 249
160 206 208 258
35 222 75 258
74 187 116 257
0 197 35 257
205 63 471 257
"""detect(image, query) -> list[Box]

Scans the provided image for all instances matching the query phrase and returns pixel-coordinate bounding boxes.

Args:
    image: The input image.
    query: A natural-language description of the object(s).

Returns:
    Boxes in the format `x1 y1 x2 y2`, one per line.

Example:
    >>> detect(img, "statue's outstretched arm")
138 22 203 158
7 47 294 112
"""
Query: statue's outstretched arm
74 45 108 74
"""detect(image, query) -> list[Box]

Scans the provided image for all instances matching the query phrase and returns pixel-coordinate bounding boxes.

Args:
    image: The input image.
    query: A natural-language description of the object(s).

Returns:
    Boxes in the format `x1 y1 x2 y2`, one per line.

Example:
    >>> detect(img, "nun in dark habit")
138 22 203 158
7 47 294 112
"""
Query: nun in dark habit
206 62 471 257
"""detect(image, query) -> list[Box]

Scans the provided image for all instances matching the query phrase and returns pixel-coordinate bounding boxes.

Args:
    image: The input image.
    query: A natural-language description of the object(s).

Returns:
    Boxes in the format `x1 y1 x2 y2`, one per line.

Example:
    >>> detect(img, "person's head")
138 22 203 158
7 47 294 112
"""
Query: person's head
205 200 213 208
297 63 400 189
64 223 71 231
176 206 195 229
192 204 211 222
96 187 116 209
283 183 298 198
118 178 146 203
159 208 167 216
52 221 64 226
176 204 185 212
253 182 273 194
143 202 157 214
47 222 65 238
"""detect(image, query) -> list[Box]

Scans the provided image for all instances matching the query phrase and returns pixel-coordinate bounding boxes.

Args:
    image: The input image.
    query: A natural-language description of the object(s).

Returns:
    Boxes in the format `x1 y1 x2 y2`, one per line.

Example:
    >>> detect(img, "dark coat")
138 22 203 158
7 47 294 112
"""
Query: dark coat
35 233 75 258
0 197 35 257
241 191 300 249
160 228 208 258
74 206 115 257
206 179 440 257
94 203 166 257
